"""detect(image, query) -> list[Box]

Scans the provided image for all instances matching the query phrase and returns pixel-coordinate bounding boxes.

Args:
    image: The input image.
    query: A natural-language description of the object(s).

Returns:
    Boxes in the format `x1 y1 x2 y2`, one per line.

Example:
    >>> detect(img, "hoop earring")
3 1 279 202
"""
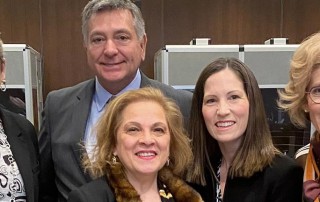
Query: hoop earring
0 79 6 92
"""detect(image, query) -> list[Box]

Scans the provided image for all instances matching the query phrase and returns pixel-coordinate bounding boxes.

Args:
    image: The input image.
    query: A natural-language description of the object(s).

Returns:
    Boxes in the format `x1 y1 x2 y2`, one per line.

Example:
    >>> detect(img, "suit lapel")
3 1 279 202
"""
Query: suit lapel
71 76 152 182
1 110 34 202
70 79 95 182
140 72 152 87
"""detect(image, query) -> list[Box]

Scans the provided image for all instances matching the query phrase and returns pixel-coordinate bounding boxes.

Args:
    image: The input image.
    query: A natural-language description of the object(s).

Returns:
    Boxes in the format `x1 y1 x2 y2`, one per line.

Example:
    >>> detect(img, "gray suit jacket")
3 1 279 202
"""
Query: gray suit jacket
1 108 40 202
67 178 115 202
38 73 192 202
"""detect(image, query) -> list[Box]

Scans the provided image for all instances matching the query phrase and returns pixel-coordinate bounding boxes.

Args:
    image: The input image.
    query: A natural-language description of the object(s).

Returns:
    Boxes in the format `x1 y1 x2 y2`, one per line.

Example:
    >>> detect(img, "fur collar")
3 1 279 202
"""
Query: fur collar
106 163 203 202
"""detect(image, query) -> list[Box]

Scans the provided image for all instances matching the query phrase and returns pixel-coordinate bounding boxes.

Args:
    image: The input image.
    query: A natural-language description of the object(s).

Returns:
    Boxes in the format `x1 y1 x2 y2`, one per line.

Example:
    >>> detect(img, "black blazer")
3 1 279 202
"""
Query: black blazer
191 155 303 202
0 107 40 202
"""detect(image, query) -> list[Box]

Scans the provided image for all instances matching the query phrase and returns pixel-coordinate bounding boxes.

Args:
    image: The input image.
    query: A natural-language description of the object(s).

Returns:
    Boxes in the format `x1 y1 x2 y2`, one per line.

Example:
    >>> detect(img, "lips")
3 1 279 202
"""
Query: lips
100 61 124 66
136 151 157 157
215 121 235 127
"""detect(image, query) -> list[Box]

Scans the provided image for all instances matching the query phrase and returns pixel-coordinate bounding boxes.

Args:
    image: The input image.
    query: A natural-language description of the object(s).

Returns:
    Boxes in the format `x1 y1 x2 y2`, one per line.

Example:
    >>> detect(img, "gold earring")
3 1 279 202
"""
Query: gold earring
304 109 309 113
0 79 6 92
112 155 117 164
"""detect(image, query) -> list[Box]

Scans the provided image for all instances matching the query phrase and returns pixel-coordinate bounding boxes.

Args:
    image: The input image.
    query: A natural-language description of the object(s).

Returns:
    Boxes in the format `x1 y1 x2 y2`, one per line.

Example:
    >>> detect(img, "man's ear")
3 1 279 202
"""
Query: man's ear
140 34 147 61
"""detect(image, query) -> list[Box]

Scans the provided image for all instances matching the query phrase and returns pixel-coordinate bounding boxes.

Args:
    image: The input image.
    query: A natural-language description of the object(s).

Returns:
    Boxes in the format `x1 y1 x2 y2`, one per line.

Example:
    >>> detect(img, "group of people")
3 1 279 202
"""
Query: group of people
0 0 319 201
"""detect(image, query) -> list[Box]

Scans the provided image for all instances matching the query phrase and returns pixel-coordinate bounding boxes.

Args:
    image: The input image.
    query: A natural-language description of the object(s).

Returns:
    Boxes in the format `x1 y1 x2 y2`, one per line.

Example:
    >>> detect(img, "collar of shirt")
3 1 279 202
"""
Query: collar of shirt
85 70 142 157
94 69 142 112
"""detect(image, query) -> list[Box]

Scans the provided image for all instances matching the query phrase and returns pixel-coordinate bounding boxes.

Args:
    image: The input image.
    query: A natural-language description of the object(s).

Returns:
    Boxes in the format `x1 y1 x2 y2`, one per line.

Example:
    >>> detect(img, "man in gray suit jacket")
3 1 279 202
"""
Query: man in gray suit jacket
38 0 192 201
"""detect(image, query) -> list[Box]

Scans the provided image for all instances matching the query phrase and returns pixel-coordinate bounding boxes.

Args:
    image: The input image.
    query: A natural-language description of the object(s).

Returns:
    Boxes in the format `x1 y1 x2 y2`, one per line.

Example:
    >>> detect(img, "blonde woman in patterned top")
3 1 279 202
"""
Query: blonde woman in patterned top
0 36 40 202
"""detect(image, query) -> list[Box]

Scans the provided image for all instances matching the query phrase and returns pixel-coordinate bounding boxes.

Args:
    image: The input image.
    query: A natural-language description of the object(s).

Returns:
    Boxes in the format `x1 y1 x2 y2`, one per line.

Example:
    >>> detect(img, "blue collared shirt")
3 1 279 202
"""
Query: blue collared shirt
84 70 141 157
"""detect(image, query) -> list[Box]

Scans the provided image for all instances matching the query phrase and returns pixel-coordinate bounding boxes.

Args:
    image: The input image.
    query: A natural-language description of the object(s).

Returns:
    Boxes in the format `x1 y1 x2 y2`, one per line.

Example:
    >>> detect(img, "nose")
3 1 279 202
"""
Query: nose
103 39 118 57
217 100 230 116
139 131 155 145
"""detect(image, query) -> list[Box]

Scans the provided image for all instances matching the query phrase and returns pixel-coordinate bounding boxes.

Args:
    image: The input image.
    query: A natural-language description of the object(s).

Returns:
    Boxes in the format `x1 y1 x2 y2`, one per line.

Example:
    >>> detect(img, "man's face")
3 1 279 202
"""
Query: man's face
85 9 147 93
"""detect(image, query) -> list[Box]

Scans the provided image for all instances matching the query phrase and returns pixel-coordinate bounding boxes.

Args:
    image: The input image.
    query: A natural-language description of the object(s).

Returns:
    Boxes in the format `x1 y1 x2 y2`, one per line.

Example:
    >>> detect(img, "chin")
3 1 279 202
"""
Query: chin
137 167 161 175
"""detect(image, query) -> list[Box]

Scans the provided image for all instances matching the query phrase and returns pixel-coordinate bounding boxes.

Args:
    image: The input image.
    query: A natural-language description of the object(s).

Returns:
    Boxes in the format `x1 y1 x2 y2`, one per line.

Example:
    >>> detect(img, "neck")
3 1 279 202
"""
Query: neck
97 71 137 95
218 143 239 167
221 157 230 173
218 136 243 165
126 172 160 201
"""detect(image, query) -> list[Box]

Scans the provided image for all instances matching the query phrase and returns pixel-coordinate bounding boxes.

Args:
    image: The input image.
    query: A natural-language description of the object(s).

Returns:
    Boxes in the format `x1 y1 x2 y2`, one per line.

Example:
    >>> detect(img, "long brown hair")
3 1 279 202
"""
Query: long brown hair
186 57 280 185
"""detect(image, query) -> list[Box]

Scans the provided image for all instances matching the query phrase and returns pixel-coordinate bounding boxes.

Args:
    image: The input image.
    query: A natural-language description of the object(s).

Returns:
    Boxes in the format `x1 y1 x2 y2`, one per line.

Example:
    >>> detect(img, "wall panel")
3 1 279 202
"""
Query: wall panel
1 0 320 99
41 0 91 93
141 0 320 74
0 0 41 49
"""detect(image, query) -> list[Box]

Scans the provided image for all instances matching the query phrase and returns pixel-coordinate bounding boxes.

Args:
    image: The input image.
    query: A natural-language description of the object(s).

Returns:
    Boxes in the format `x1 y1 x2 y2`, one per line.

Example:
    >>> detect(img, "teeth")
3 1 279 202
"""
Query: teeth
137 152 155 157
216 122 234 127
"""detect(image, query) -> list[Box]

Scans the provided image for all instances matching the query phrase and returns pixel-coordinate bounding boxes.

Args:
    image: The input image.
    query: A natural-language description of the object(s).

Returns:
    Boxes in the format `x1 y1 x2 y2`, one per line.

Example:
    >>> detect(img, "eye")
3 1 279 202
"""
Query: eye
311 86 320 96
126 127 140 135
91 36 105 44
154 127 165 133
153 127 167 136
116 34 130 42
229 95 240 100
204 97 217 105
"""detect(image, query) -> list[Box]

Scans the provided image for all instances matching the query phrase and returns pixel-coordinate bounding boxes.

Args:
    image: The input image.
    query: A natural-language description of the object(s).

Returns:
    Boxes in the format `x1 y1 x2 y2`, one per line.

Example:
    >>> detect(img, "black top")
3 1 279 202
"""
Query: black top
190 155 303 202
67 177 176 202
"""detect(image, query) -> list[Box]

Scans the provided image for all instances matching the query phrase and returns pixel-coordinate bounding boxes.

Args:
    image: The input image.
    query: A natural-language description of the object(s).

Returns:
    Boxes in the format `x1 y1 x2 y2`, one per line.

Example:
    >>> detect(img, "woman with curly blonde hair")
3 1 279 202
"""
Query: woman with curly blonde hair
68 87 202 202
278 32 320 201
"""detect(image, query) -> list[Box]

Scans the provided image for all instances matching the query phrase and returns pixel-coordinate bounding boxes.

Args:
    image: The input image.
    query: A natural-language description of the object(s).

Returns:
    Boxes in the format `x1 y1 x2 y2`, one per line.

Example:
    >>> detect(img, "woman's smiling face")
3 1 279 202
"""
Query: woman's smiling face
202 68 249 148
114 100 170 180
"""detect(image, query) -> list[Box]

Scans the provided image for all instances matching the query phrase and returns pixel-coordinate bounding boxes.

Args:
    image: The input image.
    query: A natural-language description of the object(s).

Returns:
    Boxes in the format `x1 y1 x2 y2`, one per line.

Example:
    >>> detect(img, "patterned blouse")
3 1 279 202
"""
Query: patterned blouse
0 119 26 201
216 160 223 202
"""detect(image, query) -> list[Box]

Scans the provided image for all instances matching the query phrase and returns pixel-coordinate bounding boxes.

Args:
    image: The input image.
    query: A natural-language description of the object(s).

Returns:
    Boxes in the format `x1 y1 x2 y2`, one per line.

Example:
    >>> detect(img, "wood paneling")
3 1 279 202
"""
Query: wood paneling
140 0 163 77
141 0 320 74
0 0 41 49
41 0 92 93
1 0 320 99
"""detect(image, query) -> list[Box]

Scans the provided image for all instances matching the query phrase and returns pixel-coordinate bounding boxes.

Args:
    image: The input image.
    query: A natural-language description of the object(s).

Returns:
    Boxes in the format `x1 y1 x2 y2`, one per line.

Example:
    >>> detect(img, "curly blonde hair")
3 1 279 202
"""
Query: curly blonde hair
83 87 193 178
278 32 320 128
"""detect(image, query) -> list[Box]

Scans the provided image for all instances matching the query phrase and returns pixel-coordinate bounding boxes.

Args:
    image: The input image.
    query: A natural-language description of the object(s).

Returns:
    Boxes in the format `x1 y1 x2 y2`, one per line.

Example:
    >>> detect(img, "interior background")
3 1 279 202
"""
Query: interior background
0 0 319 99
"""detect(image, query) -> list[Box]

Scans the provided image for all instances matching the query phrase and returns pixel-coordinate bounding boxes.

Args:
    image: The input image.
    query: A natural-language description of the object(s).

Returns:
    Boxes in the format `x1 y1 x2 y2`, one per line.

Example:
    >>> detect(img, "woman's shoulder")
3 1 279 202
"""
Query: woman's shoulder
264 154 303 178
1 107 35 130
260 154 304 201
272 154 300 166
